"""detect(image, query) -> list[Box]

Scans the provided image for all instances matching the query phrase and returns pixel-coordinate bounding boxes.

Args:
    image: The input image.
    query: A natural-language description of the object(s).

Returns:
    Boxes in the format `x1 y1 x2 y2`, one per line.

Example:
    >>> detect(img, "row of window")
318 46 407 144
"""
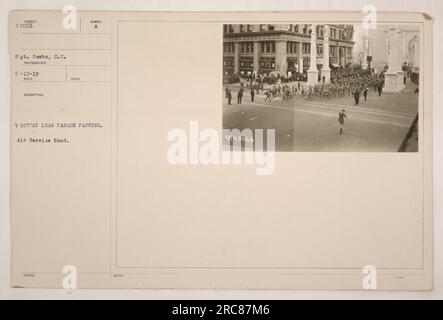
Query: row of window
223 24 353 41
223 57 275 70
223 57 316 71
224 43 235 53
224 41 341 56
223 41 277 54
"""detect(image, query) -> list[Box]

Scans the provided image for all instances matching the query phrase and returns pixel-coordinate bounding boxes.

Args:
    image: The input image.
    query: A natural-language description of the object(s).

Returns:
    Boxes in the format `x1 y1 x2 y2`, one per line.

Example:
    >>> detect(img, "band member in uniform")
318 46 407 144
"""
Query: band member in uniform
353 88 361 105
377 82 383 97
265 88 272 102
338 109 347 135
363 87 369 101
250 88 255 102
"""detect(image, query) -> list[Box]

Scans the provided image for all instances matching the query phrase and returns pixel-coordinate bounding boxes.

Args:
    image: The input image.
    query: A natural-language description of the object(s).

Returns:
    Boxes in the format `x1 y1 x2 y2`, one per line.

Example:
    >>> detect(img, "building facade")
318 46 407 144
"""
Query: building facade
223 24 355 77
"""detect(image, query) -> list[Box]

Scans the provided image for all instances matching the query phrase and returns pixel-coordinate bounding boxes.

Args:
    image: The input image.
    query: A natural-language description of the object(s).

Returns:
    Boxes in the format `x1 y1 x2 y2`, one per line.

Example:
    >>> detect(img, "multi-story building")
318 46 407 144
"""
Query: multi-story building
223 24 355 76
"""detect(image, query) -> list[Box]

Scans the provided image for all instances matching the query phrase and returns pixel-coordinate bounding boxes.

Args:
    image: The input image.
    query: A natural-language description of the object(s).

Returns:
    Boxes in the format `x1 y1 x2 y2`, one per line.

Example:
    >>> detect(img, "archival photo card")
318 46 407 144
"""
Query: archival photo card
9 11 432 291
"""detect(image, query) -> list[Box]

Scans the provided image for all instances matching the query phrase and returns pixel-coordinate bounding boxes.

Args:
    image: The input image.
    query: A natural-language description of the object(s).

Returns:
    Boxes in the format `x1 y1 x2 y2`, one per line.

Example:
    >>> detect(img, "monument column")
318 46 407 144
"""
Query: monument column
362 31 368 70
384 26 403 92
396 28 405 89
298 42 303 73
275 40 288 75
253 41 260 76
307 24 319 85
321 25 331 83
233 42 240 74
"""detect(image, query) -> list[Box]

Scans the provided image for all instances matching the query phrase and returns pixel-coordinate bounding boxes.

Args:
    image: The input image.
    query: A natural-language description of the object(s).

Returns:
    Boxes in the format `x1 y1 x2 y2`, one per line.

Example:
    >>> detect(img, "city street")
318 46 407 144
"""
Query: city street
223 81 419 152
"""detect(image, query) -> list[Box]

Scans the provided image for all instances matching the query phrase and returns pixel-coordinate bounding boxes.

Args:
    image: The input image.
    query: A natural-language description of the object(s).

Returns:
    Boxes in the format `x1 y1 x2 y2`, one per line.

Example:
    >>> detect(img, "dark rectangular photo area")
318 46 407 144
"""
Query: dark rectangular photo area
222 23 420 152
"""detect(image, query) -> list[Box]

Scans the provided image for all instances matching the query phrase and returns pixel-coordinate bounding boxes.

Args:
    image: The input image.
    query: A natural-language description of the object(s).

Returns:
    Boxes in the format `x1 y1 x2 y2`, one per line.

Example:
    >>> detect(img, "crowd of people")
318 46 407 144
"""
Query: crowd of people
225 71 307 86
303 69 386 105
225 67 387 106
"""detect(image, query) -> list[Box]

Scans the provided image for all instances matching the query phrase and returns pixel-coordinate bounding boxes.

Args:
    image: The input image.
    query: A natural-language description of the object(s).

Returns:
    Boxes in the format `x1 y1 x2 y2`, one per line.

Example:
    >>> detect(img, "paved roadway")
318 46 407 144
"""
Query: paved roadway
223 81 419 152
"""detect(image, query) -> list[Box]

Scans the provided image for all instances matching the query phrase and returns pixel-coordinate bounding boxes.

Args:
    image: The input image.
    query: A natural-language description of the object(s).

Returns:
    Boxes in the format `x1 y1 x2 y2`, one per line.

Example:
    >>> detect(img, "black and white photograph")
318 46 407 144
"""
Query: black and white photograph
223 24 421 152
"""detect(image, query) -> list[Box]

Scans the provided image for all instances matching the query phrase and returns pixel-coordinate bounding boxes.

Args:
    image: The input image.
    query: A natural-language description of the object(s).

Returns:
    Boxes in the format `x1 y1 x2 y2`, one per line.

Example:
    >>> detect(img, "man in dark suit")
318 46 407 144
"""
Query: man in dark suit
338 109 347 135
237 88 243 104
353 89 361 105
227 90 232 105
363 87 368 101
377 83 383 97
